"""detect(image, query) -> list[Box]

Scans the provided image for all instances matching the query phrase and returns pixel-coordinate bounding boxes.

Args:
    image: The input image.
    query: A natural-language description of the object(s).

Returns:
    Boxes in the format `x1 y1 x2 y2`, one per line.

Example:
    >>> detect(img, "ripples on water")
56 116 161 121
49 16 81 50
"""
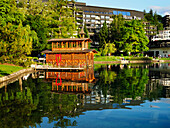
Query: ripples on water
0 63 170 128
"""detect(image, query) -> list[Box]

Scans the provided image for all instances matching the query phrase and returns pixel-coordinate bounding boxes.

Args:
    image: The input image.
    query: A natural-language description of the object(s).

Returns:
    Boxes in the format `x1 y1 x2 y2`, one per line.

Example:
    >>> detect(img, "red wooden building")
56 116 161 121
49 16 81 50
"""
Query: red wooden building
42 38 97 68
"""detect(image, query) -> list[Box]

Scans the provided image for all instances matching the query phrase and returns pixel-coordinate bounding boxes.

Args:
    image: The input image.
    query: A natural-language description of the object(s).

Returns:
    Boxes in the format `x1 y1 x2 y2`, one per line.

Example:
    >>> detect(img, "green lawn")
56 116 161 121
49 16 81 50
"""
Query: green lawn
0 65 24 77
94 56 153 61
94 56 121 61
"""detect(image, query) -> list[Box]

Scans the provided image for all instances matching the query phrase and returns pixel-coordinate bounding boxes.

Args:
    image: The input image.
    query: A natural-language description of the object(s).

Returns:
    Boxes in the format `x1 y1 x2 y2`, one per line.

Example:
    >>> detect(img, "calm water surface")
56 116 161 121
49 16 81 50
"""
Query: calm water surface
0 63 170 128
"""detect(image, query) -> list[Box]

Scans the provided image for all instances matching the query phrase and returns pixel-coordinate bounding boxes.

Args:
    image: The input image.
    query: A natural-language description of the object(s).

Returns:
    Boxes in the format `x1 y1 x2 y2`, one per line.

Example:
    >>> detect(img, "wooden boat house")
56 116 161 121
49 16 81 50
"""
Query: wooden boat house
42 36 97 68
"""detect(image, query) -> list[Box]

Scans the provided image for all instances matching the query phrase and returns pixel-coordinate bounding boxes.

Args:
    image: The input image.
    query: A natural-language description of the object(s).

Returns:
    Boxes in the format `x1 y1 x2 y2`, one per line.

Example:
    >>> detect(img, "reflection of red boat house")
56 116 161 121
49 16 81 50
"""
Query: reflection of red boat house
43 33 97 68
46 68 95 94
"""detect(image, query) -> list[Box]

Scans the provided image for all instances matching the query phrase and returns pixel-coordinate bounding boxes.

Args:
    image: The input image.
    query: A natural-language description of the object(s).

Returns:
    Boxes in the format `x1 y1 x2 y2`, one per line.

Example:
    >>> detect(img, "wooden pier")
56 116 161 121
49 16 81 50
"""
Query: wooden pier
32 64 85 71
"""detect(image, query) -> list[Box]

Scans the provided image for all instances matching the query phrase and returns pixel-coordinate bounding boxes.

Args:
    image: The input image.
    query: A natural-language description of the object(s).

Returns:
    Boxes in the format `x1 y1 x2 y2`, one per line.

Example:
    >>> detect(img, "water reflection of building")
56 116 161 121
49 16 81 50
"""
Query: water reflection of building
44 68 95 95
146 63 170 98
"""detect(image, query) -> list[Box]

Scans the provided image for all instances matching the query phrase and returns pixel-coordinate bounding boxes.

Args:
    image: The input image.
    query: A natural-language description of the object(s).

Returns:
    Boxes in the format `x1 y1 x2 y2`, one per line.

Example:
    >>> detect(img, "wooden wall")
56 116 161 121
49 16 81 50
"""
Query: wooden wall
46 52 94 67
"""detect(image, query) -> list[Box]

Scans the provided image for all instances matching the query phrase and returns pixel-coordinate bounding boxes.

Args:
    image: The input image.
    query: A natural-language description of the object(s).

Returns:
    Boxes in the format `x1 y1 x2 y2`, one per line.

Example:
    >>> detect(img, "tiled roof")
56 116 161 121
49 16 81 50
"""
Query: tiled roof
48 38 91 42
42 49 98 54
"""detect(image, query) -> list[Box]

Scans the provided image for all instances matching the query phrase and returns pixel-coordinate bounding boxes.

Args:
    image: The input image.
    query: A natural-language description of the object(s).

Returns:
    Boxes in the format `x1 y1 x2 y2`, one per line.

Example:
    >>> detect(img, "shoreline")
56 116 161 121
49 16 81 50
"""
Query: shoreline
1 59 170 83
0 68 34 84
94 60 170 64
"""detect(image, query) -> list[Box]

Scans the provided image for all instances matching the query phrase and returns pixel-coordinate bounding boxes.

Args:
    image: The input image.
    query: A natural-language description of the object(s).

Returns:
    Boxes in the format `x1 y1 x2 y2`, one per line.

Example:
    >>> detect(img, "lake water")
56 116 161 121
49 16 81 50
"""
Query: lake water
0 63 170 128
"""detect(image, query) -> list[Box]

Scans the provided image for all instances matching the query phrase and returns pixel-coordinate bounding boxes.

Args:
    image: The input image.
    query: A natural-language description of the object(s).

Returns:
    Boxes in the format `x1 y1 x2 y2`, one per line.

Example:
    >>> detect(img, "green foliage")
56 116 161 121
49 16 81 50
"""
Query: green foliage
84 24 89 38
0 23 34 63
95 65 149 103
110 15 149 53
46 0 76 38
123 20 149 53
99 21 109 49
144 9 163 31
98 15 149 55
0 0 77 64
100 42 116 56
0 0 38 65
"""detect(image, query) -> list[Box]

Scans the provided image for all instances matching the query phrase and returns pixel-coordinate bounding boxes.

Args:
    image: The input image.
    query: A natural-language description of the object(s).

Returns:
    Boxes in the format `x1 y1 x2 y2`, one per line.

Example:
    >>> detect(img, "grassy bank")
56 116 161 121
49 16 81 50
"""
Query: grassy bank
0 65 24 77
94 56 153 61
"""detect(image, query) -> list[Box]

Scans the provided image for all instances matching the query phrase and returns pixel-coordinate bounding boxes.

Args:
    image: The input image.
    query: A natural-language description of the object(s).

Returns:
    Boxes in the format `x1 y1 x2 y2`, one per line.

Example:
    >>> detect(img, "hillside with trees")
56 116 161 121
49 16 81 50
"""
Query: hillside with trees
0 0 76 66
144 9 164 31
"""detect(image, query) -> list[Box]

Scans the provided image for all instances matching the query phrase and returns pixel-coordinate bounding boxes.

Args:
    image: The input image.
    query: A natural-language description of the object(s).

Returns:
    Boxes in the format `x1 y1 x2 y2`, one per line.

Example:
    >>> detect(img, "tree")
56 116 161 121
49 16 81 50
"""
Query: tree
46 0 76 38
109 15 149 54
84 24 89 38
0 0 37 65
144 10 163 31
98 21 109 49
123 20 149 53
110 15 126 52
24 15 48 55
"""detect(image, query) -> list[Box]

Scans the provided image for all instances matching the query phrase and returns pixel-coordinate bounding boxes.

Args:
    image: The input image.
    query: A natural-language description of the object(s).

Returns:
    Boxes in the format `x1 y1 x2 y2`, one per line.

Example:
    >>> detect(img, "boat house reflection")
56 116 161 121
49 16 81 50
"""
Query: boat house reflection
45 67 95 94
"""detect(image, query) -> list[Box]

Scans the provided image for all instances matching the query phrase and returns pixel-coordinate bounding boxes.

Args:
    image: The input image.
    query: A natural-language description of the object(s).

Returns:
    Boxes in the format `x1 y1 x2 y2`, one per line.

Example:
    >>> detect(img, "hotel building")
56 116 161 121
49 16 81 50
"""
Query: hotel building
68 2 144 36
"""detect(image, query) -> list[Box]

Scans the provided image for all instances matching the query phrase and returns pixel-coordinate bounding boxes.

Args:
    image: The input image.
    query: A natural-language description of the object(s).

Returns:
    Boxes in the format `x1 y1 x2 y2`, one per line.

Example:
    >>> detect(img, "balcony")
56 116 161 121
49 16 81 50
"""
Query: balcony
95 21 101 24
95 17 100 20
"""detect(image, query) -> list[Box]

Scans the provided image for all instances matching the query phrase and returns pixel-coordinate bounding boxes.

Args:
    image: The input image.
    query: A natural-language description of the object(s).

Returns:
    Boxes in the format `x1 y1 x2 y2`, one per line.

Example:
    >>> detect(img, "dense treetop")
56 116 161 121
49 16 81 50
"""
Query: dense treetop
0 0 77 65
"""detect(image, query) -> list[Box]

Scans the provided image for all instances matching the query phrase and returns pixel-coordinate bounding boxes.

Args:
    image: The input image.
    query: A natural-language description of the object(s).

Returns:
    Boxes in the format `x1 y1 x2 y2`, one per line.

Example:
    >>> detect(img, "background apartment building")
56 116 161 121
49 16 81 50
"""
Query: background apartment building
163 15 170 30
68 2 144 37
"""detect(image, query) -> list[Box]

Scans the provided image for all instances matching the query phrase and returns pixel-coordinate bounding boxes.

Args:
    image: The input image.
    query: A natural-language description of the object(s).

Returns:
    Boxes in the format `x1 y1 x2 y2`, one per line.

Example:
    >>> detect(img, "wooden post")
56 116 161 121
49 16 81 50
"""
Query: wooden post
52 42 54 51
66 42 68 48
19 77 22 92
61 42 63 48
71 42 73 48
82 41 84 50
76 41 78 48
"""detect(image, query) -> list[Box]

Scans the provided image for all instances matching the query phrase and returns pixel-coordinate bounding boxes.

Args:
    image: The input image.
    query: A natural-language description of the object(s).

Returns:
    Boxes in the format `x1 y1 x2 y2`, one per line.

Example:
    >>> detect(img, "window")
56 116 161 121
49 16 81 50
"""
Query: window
109 12 112 14
101 16 105 19
84 11 89 13
163 51 167 53
91 20 95 23
91 24 95 27
118 11 122 15
86 19 90 22
90 11 94 13
113 11 117 15
86 15 90 18
127 12 131 16
121 12 126 15
106 16 110 19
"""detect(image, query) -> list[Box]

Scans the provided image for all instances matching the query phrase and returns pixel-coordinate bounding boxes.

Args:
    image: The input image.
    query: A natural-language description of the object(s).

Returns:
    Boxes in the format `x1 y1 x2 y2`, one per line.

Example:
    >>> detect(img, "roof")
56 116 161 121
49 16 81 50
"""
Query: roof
80 28 85 35
42 49 98 54
48 38 91 42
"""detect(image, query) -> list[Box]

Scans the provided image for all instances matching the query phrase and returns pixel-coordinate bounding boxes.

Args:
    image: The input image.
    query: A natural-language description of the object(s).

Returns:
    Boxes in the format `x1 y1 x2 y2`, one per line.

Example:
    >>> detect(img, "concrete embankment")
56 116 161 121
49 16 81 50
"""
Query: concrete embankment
0 68 34 83
94 60 170 64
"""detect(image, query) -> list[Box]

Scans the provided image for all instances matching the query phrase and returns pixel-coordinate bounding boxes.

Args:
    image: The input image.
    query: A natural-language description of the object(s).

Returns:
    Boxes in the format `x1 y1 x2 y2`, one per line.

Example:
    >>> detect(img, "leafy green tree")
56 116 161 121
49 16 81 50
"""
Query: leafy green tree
84 24 89 38
46 0 76 38
100 42 116 56
99 21 109 49
24 15 48 55
123 20 149 53
0 0 37 64
110 15 126 52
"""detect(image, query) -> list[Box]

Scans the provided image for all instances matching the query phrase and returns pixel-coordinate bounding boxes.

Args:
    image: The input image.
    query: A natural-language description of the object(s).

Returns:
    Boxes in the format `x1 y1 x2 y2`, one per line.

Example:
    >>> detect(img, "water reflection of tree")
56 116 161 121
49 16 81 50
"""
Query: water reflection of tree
95 65 149 104
0 76 81 128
